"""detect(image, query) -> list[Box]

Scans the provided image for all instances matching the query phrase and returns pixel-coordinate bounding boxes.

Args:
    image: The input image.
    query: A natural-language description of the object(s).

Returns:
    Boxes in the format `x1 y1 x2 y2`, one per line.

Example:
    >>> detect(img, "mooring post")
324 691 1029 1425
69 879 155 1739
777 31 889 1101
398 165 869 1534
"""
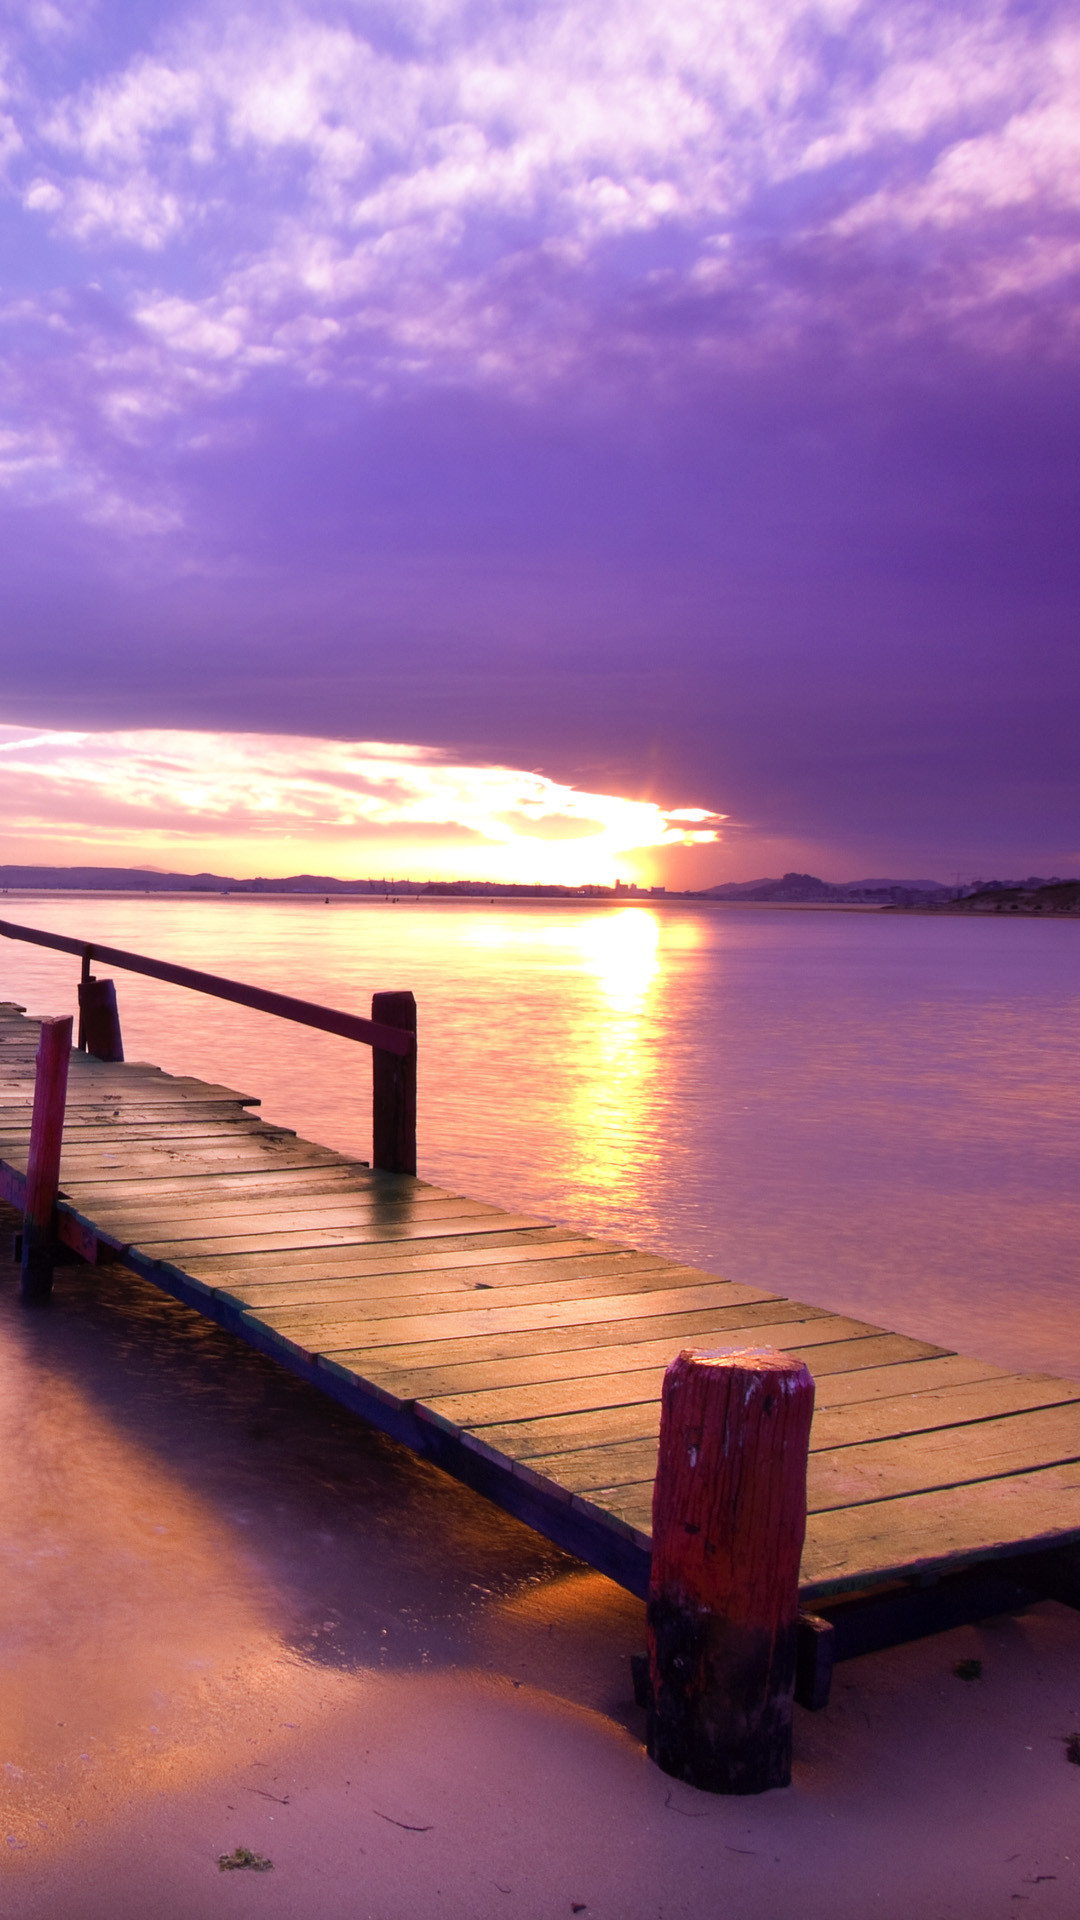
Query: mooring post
20 1014 73 1304
78 975 124 1061
647 1345 815 1794
371 990 417 1175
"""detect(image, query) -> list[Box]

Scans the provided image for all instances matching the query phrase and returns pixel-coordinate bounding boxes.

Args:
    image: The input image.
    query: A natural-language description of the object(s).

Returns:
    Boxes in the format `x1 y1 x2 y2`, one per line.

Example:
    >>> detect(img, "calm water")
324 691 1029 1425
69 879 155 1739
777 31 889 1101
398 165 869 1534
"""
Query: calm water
2 892 1078 1377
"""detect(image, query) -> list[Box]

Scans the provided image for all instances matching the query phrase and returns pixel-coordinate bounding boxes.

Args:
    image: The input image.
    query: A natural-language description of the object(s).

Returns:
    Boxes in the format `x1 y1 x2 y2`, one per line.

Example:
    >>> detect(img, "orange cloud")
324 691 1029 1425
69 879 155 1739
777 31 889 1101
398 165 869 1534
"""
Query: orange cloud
0 726 723 886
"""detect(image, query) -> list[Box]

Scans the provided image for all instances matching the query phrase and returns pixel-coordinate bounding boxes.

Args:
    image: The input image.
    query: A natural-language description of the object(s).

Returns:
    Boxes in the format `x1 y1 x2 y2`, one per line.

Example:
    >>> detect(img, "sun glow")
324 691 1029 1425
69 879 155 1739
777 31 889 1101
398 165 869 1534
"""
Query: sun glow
0 725 723 886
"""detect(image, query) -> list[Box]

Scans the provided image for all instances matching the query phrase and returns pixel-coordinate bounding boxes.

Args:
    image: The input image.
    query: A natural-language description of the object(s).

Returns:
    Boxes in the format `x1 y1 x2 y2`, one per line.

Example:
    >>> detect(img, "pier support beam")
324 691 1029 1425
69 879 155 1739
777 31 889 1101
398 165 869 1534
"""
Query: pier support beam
371 990 417 1175
647 1346 815 1794
21 1014 73 1304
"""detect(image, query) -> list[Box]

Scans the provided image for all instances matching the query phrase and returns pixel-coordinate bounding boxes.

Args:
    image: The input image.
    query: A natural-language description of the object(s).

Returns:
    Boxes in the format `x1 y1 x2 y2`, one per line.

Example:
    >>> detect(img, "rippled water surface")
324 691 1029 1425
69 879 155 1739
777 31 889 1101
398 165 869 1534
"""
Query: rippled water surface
3 892 1078 1375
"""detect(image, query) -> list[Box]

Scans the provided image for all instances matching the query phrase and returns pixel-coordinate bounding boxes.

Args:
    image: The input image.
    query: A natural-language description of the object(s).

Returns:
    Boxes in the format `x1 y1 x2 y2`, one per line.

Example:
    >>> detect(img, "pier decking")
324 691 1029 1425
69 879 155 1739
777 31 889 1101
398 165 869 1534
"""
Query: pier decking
4 998 1080 1695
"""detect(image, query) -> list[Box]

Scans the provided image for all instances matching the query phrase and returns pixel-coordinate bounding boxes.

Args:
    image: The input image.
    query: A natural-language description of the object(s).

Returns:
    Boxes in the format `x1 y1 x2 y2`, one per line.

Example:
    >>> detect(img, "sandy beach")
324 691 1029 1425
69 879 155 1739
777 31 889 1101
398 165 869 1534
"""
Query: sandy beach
2 1246 1079 1920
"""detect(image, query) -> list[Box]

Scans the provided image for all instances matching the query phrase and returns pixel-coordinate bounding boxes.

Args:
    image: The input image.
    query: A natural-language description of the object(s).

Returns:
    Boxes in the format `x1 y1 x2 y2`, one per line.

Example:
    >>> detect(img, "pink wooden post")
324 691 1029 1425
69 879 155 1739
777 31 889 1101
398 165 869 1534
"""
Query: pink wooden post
371 991 417 1175
647 1345 815 1793
21 1015 73 1303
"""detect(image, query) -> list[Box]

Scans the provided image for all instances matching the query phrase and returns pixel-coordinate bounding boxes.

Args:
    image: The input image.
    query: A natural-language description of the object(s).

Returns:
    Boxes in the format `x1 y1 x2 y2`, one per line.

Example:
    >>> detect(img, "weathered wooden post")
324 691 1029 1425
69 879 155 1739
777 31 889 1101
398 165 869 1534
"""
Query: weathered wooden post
78 975 124 1060
20 1014 73 1304
647 1346 815 1794
371 990 417 1175
77 948 91 1050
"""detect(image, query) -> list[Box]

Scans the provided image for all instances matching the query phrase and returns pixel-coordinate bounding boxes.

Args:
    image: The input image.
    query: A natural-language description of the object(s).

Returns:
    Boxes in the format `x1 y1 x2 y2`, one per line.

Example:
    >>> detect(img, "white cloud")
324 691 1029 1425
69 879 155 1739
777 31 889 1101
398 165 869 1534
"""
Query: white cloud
0 0 1075 521
0 725 724 884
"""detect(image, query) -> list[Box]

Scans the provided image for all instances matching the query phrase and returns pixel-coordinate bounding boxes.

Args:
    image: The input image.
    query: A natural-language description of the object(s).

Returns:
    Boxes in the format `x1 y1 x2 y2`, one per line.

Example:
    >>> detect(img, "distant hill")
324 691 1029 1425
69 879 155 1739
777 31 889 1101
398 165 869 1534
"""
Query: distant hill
943 879 1080 916
8 864 1069 911
0 865 239 891
0 865 646 898
696 871 952 905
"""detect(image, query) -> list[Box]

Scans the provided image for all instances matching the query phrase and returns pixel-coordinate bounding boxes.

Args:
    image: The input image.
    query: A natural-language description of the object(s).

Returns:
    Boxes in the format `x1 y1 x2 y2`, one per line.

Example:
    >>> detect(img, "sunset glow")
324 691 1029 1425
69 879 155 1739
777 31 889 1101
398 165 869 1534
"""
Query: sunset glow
0 725 723 886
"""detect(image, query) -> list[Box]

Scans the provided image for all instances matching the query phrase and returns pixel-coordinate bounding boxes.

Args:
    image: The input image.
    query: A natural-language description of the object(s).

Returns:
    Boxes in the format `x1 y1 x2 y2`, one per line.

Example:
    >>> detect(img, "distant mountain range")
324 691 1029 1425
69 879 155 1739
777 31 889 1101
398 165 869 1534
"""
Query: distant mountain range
0 864 353 892
0 865 649 897
0 863 946 901
0 866 1072 911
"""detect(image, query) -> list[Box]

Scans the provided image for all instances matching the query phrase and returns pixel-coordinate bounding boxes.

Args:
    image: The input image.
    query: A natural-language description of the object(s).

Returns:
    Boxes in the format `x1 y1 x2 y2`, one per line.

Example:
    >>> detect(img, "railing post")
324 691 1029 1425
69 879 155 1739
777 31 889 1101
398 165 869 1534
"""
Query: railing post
77 948 92 1050
647 1345 815 1794
21 1014 73 1304
371 991 417 1175
78 975 124 1061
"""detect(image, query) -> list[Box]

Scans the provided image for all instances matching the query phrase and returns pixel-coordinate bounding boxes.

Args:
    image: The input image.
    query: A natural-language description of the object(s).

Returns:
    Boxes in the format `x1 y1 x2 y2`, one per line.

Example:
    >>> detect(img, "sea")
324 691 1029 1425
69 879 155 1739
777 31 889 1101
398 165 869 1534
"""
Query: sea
2 891 1078 1378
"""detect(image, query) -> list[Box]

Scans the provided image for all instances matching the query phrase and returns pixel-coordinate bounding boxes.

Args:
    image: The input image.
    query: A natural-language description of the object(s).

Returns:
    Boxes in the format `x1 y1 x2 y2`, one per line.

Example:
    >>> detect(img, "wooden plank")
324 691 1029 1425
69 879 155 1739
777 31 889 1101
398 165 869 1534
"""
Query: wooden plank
467 1356 1010 1462
89 1194 504 1241
3 1083 258 1104
214 1261 749 1318
0 1087 259 1110
222 1249 685 1308
65 1173 426 1216
0 1079 248 1100
331 1331 942 1421
175 1232 612 1293
313 1305 883 1373
133 1208 548 1259
49 1114 302 1140
54 1142 347 1176
809 1352 1007 1410
0 1064 259 1090
493 1371 1080 1481
474 1359 1053 1459
157 1228 586 1282
797 1462 1080 1597
60 1141 354 1174
0 1124 273 1152
0 1107 258 1130
60 1166 380 1200
257 1280 814 1351
499 1367 1076 1466
813 1369 1080 1448
210 1251 682 1306
93 1203 516 1253
809 1402 1080 1511
575 1404 1080 1542
171 1227 576 1284
93 1178 497 1218
55 1123 331 1151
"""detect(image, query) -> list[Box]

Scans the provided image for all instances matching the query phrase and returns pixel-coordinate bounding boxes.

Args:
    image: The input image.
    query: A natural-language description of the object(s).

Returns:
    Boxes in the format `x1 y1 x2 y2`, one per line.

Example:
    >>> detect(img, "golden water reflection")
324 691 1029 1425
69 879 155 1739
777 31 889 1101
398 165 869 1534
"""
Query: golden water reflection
4 894 1080 1376
471 907 662 1014
562 908 661 1015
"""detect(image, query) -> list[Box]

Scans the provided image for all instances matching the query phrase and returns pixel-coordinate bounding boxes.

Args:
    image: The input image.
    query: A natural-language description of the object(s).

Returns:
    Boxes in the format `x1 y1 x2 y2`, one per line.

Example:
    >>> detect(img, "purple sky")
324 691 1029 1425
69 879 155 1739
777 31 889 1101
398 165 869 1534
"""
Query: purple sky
1 0 1077 882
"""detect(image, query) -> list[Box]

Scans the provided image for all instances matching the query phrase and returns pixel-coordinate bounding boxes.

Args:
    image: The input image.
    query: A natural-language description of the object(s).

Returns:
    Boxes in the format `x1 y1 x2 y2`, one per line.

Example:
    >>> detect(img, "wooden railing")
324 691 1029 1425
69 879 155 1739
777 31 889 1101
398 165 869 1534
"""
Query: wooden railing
0 915 418 1298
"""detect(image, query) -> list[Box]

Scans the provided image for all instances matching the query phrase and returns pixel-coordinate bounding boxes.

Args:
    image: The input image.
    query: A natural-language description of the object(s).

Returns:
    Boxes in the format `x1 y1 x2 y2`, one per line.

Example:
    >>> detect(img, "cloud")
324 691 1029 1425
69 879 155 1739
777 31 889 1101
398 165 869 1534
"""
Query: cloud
0 1 1074 438
0 724 723 883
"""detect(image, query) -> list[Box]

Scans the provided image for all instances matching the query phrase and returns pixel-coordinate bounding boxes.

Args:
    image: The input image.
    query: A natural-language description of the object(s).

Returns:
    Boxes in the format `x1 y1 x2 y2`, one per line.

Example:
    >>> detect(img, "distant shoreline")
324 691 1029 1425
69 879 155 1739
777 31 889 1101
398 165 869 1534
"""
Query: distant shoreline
1 886 1077 919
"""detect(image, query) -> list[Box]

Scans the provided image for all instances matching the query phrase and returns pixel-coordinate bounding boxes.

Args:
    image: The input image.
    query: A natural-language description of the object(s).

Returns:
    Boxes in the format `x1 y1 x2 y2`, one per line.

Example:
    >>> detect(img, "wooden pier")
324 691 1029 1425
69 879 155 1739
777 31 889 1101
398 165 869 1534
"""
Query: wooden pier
3 970 1080 1713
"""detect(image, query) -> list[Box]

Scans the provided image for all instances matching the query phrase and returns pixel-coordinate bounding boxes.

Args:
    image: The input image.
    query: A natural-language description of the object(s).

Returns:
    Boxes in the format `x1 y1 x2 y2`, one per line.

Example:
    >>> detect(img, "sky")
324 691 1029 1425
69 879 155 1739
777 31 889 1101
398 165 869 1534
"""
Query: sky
0 0 1077 885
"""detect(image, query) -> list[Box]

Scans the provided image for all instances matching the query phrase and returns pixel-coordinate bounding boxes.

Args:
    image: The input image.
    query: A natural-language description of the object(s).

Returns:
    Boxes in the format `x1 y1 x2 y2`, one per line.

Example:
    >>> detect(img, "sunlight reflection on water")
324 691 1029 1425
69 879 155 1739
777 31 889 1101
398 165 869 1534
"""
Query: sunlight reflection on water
1 892 1078 1376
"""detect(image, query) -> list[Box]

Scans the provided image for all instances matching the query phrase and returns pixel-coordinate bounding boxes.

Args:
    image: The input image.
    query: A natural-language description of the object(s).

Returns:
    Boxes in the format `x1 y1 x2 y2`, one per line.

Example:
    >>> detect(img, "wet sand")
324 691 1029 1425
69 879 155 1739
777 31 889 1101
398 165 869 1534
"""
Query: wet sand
3 1246 1080 1919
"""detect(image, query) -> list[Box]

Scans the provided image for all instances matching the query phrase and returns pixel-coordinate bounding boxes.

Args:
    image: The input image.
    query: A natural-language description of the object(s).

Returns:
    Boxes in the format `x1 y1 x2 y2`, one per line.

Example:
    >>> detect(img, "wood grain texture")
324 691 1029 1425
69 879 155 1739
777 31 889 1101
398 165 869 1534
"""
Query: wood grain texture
211 1265 759 1321
508 1371 1080 1487
400 1336 944 1432
21 1014 73 1302
647 1347 814 1792
336 1319 935 1402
